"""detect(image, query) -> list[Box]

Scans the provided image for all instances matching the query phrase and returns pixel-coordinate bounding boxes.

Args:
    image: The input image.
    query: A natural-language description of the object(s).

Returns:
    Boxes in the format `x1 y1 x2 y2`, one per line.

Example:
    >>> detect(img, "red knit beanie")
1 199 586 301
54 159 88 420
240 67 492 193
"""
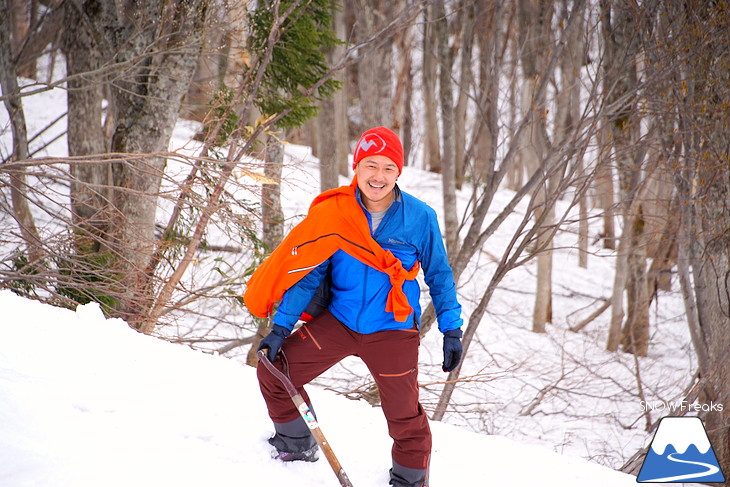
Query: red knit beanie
352 126 404 174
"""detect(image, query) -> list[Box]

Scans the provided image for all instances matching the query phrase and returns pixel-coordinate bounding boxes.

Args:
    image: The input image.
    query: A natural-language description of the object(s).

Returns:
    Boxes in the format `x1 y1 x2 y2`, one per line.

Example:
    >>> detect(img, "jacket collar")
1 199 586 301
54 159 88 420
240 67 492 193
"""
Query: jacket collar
355 184 402 214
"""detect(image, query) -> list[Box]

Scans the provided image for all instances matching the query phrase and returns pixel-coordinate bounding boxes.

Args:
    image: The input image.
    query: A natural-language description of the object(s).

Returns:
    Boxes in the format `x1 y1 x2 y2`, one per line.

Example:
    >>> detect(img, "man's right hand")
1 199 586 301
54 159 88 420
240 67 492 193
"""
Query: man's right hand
257 324 291 362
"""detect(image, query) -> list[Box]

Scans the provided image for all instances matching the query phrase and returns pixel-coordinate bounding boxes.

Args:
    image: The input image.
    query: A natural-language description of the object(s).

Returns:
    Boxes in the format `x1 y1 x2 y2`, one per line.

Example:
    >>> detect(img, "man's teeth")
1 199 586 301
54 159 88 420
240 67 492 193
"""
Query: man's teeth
369 182 385 189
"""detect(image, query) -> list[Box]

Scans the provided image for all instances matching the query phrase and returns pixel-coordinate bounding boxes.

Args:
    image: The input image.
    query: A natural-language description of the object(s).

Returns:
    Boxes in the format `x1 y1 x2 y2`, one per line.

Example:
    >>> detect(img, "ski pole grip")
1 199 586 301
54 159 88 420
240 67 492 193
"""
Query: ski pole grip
257 349 299 397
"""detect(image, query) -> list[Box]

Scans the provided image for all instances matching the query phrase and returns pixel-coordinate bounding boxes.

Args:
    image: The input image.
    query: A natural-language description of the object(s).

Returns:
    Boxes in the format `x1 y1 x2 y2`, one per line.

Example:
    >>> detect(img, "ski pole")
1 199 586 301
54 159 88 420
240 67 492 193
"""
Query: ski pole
257 349 354 487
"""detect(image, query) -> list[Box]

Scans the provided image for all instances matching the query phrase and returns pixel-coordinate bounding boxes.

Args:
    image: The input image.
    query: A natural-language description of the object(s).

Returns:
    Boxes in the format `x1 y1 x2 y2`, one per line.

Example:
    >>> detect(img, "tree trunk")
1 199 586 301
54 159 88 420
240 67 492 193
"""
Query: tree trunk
422 2 440 172
453 0 474 190
355 0 392 129
184 3 226 122
517 0 553 333
0 8 42 265
470 0 498 189
333 5 348 177
594 122 616 250
434 0 459 257
677 0 730 467
577 157 588 268
98 0 208 329
642 145 678 298
675 196 709 374
533 234 553 333
506 9 522 192
63 3 110 253
8 0 34 78
14 2 63 78
620 212 650 356
606 236 627 352
248 132 286 366
262 134 285 252
305 117 319 159
392 0 413 165
600 0 648 353
691 165 730 486
693 147 730 472
556 0 587 268
318 90 339 191
319 1 344 190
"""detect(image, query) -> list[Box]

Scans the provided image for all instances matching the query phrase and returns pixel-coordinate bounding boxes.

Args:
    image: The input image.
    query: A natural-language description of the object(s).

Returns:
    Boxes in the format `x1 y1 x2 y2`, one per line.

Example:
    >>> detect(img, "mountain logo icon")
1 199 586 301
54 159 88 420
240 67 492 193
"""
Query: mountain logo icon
637 416 726 483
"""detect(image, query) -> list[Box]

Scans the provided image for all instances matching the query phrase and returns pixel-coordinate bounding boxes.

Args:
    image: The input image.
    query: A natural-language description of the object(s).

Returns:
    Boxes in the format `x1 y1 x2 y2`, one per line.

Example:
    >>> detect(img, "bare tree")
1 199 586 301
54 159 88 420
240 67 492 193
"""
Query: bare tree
42 0 211 328
316 0 344 191
556 0 587 268
665 0 730 477
353 0 393 129
0 1 43 266
421 1 441 173
333 4 348 177
451 0 475 190
432 0 590 419
247 131 287 366
391 0 414 164
62 1 110 265
434 0 460 256
601 0 648 355
318 91 339 191
516 0 554 333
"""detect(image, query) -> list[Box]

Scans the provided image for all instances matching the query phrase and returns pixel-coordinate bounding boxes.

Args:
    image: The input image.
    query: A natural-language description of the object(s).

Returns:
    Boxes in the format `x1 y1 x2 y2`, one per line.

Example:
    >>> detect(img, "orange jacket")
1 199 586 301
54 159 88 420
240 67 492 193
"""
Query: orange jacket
244 176 419 322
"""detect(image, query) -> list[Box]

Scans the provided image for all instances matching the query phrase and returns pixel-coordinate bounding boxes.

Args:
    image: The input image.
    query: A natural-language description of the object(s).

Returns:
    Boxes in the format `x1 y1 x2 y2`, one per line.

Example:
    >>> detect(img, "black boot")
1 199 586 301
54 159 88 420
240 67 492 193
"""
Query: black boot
390 461 429 487
268 417 319 463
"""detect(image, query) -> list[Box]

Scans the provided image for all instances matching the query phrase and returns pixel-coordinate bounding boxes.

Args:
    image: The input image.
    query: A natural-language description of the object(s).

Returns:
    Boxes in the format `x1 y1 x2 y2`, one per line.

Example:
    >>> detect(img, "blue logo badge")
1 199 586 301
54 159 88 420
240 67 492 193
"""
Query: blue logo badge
356 134 386 157
637 417 725 483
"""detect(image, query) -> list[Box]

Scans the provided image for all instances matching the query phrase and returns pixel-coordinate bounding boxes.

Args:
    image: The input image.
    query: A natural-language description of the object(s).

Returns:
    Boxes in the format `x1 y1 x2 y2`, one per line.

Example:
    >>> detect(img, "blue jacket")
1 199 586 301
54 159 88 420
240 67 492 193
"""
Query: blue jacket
272 186 463 335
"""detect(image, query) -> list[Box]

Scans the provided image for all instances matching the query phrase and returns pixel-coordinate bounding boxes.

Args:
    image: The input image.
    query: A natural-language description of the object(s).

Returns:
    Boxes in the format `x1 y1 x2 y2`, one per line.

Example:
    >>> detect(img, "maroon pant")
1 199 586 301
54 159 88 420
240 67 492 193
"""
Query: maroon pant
257 310 432 470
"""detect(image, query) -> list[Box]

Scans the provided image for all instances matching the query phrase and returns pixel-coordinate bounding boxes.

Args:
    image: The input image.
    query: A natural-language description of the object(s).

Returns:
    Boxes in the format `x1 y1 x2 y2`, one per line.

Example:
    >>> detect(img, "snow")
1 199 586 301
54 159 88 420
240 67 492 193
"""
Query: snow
651 418 711 455
0 289 640 487
1 60 704 486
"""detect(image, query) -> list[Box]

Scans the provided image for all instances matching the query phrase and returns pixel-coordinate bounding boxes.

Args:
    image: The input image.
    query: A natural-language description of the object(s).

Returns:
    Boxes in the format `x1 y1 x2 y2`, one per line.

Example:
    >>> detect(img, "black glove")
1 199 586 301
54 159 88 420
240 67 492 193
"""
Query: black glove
258 324 291 362
442 328 463 372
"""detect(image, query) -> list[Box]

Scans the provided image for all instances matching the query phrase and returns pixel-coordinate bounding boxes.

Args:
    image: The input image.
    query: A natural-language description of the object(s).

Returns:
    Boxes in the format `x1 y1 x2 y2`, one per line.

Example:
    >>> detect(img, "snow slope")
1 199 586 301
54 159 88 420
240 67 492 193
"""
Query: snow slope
0 289 641 487
2 59 701 486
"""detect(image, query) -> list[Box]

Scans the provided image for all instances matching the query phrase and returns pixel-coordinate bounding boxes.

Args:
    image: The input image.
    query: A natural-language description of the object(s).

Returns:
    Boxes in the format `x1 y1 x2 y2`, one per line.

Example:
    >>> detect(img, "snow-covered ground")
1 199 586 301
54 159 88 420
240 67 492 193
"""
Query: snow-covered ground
1 63 705 486
0 290 642 487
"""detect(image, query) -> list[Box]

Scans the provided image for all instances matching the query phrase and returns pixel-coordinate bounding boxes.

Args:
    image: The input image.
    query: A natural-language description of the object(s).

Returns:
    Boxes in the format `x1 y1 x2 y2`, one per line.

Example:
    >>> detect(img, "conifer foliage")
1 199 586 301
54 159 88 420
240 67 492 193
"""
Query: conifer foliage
246 0 342 129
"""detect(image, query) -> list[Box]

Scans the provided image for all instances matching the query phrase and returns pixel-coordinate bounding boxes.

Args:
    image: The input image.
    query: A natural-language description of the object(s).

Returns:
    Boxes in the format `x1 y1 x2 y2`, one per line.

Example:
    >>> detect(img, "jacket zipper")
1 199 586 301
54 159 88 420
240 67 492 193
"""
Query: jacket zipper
357 265 369 329
356 203 398 329
356 211 378 330
291 233 374 256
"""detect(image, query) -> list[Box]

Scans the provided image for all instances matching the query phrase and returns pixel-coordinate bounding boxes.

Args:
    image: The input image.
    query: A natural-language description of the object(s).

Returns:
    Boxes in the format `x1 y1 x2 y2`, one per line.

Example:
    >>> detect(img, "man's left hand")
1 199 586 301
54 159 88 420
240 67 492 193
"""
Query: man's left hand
442 328 463 372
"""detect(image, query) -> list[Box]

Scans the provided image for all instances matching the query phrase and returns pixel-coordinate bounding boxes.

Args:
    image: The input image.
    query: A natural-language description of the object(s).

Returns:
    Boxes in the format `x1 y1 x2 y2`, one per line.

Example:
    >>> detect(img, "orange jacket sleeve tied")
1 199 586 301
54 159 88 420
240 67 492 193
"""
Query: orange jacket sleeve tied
244 176 420 322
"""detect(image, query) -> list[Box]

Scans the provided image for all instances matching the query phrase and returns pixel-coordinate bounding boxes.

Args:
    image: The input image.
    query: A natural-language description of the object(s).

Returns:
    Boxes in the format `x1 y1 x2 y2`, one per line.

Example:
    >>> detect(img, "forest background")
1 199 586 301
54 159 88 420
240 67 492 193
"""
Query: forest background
1 0 728 482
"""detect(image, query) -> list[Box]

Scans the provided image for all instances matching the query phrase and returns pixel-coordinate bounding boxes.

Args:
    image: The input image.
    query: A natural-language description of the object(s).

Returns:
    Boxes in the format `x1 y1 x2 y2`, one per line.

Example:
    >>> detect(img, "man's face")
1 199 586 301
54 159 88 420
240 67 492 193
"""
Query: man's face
354 155 399 212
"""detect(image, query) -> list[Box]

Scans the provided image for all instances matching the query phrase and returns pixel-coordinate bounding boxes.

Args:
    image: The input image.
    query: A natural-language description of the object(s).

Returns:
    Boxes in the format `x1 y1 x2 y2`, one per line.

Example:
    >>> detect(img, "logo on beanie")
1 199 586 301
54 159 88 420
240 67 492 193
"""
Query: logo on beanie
356 134 386 157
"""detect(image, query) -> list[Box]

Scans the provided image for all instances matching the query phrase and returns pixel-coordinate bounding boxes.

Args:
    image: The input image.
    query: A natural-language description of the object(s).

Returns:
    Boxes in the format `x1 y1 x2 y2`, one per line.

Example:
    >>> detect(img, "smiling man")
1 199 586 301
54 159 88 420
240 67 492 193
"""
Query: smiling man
249 126 463 487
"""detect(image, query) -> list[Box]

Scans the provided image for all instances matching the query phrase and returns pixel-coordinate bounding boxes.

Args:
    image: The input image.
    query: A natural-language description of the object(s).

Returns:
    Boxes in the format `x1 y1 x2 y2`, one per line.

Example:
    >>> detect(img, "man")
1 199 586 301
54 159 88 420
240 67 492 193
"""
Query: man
245 126 463 487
